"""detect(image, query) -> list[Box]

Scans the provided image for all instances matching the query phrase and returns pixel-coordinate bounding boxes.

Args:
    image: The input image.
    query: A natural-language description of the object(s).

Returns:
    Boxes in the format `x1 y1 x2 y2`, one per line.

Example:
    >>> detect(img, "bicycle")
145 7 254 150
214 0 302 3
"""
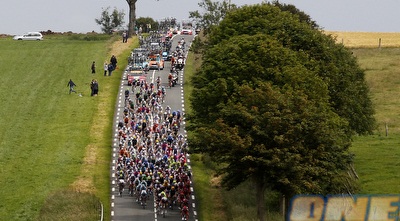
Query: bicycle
118 179 125 197
140 190 147 209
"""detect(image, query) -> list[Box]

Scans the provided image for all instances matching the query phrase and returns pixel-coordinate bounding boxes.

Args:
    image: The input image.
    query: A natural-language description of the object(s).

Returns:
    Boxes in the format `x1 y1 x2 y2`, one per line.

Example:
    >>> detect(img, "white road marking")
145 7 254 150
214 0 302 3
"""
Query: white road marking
152 70 156 84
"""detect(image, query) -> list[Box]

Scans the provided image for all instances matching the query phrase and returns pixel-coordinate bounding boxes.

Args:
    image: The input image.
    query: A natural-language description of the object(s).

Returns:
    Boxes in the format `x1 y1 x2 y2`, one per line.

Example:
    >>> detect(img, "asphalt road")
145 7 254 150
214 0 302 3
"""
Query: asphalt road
110 34 198 221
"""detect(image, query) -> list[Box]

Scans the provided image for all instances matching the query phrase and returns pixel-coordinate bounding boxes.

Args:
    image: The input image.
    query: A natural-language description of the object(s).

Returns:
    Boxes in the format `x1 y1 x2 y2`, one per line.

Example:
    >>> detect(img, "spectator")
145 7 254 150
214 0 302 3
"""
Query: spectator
91 79 99 96
104 62 108 76
122 31 128 43
91 61 96 74
110 55 117 70
108 63 114 76
67 79 76 94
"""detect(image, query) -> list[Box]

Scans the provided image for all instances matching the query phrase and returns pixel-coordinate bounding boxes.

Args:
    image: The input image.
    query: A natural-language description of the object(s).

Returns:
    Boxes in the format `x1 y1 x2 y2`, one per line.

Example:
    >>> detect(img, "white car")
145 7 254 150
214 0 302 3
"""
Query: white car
181 28 192 35
13 32 43 40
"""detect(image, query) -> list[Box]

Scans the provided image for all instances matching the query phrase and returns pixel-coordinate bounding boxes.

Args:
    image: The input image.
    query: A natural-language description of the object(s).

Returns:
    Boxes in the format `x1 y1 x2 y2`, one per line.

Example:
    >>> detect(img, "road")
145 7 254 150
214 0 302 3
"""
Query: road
110 34 198 221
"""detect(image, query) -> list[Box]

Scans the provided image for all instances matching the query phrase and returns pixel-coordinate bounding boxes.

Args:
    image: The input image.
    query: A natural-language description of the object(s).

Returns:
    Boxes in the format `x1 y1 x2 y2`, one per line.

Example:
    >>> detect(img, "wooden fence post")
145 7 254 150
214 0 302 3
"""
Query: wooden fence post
385 122 389 136
379 38 382 48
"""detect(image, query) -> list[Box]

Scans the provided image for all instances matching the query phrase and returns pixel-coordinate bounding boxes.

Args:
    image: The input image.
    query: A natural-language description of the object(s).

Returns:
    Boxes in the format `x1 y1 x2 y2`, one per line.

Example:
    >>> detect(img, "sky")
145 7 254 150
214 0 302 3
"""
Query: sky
2 0 400 35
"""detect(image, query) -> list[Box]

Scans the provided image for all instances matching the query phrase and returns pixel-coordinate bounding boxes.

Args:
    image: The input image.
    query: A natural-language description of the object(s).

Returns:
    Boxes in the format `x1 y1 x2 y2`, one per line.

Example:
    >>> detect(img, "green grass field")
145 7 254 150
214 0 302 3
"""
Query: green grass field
351 48 400 194
0 34 129 221
1 33 399 221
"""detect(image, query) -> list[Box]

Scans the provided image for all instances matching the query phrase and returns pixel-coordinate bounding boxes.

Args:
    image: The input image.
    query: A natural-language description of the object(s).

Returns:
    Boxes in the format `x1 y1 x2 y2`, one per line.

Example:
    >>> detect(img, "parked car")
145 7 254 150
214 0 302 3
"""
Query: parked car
13 32 43 40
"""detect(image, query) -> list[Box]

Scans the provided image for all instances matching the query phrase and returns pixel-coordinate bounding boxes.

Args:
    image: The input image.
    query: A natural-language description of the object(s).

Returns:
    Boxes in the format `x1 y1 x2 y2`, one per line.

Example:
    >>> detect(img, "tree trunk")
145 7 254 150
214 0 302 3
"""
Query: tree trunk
254 177 267 221
126 0 137 37
281 192 293 221
279 194 285 218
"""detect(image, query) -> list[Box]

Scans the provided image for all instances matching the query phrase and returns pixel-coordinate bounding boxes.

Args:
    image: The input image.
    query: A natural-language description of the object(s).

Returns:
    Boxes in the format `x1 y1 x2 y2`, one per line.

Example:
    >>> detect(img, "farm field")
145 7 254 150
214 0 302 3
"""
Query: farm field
0 34 133 221
326 31 400 48
0 30 399 221
351 47 400 194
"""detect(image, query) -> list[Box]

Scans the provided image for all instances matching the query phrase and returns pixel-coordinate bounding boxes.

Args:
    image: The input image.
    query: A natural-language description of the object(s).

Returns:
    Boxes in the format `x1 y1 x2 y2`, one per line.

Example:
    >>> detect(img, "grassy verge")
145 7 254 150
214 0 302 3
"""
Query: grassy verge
38 190 102 221
184 45 227 220
69 35 138 221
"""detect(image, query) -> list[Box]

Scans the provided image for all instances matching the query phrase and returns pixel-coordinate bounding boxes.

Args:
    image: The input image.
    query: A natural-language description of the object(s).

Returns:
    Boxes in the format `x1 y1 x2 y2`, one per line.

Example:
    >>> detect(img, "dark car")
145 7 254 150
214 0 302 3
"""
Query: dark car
162 51 172 61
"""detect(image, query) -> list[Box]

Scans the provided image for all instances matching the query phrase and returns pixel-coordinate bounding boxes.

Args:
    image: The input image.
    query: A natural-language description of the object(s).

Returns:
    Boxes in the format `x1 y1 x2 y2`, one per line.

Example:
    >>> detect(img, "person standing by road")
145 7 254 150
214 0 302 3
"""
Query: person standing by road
108 63 114 76
90 79 99 96
122 31 127 43
67 79 77 94
110 55 117 70
104 62 108 76
91 61 96 74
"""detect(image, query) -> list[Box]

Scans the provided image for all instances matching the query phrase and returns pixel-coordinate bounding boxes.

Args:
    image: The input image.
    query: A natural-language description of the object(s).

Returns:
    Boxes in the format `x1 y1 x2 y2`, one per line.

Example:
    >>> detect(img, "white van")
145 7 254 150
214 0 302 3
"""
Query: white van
13 32 43 41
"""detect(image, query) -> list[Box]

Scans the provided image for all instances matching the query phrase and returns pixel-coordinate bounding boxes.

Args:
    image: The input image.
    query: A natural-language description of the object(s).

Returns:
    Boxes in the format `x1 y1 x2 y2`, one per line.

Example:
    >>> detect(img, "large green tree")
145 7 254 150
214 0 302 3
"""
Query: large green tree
209 3 375 135
135 17 159 33
189 0 235 35
95 7 125 34
190 33 353 221
189 3 373 221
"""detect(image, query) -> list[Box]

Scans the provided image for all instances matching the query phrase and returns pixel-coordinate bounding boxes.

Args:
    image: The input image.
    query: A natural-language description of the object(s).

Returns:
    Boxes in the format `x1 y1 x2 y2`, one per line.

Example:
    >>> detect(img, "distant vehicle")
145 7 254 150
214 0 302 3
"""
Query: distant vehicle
133 48 148 57
13 32 43 40
181 28 192 35
162 51 172 61
127 67 146 86
181 20 193 35
129 53 148 71
148 54 164 70
166 31 173 38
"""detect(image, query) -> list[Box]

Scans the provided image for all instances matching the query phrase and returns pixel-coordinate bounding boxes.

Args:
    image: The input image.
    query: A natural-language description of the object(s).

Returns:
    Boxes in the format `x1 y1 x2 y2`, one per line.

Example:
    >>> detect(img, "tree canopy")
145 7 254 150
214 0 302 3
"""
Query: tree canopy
189 0 234 35
135 17 158 33
208 3 375 135
188 2 374 221
95 7 125 34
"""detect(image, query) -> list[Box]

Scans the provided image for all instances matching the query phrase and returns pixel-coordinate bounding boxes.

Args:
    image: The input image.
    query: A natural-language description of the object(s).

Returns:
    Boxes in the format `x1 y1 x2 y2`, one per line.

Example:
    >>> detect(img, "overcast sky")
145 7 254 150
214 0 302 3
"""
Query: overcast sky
2 0 400 35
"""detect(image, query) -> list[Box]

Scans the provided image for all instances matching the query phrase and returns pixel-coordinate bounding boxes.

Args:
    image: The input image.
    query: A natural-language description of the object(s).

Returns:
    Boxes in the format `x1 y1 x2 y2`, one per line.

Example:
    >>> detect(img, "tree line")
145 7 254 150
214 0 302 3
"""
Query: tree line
187 1 375 221
95 6 161 35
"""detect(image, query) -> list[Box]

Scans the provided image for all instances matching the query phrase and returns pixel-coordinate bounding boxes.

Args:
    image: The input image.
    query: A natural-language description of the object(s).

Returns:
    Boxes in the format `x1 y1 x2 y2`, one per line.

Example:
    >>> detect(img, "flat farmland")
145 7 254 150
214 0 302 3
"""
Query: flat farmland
326 31 400 48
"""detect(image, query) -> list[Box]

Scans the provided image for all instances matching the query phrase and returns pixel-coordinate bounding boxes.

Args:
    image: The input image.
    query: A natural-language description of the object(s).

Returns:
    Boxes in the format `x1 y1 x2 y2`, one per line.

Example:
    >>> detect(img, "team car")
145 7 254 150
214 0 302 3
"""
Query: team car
127 66 146 86
162 51 172 61
180 28 192 35
148 54 164 70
